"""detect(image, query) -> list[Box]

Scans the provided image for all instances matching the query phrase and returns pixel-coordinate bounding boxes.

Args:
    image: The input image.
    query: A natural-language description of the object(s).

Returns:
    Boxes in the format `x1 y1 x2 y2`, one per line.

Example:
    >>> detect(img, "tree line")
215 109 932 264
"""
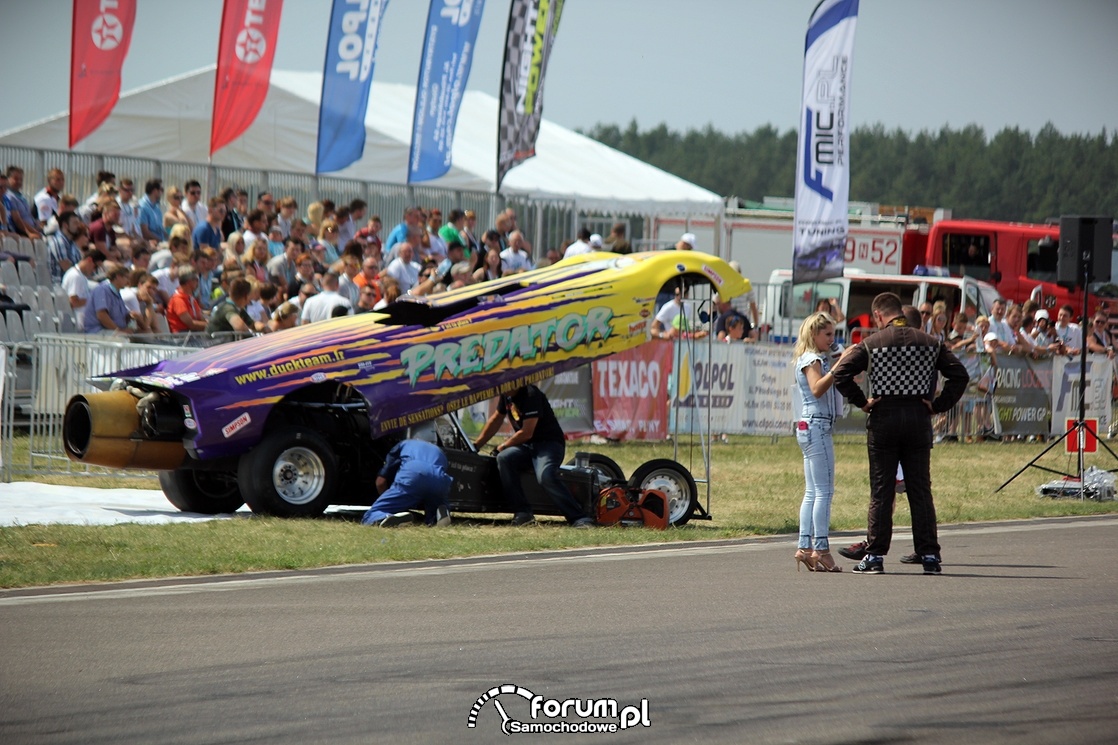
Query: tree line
582 120 1118 223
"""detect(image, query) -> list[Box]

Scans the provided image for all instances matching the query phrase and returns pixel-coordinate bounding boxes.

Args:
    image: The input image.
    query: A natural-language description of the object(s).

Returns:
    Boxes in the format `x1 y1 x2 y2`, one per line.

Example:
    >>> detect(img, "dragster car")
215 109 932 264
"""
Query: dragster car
62 251 750 522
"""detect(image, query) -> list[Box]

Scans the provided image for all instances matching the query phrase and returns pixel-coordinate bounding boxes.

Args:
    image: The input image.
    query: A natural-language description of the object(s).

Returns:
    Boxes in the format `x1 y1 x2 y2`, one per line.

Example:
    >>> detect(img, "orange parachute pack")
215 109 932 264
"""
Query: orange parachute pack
596 486 669 530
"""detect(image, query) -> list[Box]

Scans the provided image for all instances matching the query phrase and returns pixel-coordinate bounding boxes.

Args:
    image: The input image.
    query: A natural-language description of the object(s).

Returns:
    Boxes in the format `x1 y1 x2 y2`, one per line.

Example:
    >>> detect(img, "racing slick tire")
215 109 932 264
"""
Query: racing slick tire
627 459 698 526
565 453 625 485
238 427 338 517
159 469 245 514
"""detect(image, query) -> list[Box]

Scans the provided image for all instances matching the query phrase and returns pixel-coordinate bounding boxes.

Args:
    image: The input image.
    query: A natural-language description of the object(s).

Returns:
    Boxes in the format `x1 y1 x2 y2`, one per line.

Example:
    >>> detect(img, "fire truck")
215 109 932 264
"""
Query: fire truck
653 203 1116 314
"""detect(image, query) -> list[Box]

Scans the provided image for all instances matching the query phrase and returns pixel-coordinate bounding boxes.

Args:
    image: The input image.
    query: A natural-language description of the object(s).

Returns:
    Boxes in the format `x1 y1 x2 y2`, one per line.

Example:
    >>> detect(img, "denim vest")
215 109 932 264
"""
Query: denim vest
795 351 840 422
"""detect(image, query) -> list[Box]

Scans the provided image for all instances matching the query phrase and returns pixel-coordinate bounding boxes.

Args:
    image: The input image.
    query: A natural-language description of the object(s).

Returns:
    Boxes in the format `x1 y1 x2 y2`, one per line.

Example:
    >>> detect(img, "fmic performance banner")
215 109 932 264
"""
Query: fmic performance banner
496 0 563 189
316 0 389 174
70 0 136 148
407 0 486 183
211 0 284 156
792 0 858 285
1051 355 1113 437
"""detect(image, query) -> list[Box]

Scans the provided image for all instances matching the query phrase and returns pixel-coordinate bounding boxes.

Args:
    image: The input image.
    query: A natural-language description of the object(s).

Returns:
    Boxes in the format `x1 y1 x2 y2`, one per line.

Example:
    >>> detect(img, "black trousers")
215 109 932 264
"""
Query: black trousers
865 402 941 557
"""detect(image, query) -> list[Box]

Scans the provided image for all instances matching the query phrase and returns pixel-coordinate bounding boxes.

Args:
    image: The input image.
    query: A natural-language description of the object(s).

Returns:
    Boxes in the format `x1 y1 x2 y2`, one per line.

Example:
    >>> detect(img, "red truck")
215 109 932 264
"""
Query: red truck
657 207 1115 314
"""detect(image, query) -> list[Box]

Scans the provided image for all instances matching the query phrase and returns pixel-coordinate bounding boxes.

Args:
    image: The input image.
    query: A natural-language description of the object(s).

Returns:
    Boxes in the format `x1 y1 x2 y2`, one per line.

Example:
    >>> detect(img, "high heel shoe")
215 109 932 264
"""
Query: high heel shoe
795 548 816 572
811 551 842 573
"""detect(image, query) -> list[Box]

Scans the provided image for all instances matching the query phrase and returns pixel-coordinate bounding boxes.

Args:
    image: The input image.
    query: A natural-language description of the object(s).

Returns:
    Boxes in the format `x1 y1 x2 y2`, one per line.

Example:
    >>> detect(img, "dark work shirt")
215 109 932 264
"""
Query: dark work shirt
499 385 565 444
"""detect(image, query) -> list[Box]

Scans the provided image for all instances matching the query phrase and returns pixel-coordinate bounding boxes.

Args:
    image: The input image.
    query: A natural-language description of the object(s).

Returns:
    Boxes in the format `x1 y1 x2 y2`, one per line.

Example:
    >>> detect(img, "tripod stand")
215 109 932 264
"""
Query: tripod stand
997 236 1118 499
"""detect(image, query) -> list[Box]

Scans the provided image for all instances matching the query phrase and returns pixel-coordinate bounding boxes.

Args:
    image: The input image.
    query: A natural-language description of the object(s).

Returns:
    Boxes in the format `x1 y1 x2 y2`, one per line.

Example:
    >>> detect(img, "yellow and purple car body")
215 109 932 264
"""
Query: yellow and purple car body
63 251 749 518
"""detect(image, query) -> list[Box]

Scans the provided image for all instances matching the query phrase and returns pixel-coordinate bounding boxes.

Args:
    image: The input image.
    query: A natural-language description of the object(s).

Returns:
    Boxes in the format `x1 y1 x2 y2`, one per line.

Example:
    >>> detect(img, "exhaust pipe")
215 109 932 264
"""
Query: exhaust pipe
64 391 187 470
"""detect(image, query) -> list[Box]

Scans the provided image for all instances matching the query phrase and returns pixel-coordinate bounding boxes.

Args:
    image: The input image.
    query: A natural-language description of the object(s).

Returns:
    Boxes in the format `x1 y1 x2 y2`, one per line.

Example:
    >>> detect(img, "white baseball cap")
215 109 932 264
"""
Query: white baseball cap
680 232 697 248
1035 309 1049 320
589 233 603 248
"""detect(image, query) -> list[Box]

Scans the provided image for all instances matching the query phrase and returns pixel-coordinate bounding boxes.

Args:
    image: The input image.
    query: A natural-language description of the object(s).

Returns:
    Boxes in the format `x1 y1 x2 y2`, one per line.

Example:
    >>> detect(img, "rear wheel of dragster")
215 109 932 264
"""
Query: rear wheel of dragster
237 427 337 517
628 459 698 525
159 469 244 514
565 453 625 485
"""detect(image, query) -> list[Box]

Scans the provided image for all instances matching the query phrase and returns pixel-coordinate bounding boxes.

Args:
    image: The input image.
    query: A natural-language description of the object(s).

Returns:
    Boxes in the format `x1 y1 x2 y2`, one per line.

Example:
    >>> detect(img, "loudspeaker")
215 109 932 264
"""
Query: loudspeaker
1057 215 1113 288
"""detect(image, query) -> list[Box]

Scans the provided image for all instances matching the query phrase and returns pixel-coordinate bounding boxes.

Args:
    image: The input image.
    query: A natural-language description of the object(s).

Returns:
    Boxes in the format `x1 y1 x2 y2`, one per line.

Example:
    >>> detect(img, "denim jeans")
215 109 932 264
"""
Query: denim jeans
796 420 835 551
496 440 587 523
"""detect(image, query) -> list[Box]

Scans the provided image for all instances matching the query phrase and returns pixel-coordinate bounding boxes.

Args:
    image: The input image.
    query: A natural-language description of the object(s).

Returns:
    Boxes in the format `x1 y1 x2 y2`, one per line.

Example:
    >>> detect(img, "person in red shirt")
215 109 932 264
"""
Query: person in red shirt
166 266 207 333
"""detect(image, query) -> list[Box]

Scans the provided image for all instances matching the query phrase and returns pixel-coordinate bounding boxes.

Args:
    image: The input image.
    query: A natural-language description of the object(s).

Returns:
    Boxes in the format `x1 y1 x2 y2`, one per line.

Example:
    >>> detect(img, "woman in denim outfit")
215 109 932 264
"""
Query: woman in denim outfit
793 312 843 572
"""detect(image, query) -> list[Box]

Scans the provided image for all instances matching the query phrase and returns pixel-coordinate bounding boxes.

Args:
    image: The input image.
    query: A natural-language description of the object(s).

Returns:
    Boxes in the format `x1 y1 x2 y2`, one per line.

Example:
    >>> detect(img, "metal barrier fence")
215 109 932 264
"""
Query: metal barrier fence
1 333 234 481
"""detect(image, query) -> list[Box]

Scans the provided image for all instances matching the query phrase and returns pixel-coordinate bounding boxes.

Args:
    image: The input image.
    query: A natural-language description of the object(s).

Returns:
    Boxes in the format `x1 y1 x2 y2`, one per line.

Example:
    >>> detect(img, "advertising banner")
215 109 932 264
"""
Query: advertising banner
1051 355 1113 437
990 353 1051 437
592 342 672 441
792 0 859 284
70 0 137 148
316 0 389 174
211 0 284 156
539 366 594 438
670 342 795 437
407 0 486 183
496 0 563 189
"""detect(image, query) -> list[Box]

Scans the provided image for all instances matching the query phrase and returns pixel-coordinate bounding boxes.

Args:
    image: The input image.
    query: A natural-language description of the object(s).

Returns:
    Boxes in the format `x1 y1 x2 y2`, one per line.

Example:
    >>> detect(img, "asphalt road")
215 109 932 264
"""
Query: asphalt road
2 515 1117 745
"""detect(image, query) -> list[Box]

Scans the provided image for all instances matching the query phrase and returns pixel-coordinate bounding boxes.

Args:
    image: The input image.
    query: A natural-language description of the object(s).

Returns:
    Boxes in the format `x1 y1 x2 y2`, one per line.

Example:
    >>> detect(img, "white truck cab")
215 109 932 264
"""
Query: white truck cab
762 268 1002 343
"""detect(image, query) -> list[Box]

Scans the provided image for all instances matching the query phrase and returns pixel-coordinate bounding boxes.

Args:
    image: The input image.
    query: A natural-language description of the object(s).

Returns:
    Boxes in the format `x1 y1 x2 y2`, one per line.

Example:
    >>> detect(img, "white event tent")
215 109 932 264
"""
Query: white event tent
0 67 722 217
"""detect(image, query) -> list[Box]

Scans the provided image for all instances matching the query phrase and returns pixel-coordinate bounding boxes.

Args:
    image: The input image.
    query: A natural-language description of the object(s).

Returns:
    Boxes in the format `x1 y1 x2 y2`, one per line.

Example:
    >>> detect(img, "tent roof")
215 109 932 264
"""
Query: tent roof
0 67 723 216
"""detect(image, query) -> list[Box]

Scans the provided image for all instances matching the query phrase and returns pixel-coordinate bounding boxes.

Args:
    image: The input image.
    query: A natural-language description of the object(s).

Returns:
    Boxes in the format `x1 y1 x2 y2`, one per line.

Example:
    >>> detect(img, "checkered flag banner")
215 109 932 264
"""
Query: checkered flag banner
497 0 564 189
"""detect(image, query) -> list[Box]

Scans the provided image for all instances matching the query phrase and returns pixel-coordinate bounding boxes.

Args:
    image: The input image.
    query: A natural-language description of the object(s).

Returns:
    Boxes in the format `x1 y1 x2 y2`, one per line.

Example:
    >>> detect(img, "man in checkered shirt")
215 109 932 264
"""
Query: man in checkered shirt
831 292 969 575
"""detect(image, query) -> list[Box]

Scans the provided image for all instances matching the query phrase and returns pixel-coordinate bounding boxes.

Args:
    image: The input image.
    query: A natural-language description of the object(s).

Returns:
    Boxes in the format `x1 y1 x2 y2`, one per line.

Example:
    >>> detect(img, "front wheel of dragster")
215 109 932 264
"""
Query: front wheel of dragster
238 427 337 517
565 453 625 485
628 459 698 525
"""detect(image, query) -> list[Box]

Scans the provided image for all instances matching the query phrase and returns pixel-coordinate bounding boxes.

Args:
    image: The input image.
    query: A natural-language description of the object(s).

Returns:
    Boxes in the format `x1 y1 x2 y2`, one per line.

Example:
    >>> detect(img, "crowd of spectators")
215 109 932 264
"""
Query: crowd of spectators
1 166 645 344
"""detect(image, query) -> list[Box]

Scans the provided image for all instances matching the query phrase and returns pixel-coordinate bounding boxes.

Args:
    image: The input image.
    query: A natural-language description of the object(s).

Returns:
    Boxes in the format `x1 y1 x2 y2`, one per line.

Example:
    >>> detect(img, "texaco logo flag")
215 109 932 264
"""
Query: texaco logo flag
69 0 137 148
211 0 284 156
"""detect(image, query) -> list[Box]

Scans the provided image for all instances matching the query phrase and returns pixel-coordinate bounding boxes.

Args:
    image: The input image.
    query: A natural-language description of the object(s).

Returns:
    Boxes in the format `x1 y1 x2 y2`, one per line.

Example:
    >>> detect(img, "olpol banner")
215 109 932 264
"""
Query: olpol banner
496 0 563 189
407 0 486 183
70 0 137 148
211 0 284 157
316 0 390 174
792 0 858 285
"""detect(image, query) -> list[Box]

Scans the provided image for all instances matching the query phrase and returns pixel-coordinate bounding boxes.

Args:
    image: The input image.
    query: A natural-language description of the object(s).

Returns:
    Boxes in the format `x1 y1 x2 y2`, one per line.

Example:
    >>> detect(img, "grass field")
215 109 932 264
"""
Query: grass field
2 435 1116 589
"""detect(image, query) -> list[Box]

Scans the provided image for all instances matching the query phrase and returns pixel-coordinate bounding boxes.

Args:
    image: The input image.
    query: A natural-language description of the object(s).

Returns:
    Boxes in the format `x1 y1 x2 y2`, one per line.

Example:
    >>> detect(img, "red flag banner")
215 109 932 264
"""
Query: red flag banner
69 0 137 148
211 0 284 156
592 343 672 441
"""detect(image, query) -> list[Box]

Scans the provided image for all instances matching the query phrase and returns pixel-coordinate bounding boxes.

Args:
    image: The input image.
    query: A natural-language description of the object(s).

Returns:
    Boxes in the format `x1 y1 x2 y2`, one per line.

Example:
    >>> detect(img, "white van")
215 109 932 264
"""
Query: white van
762 268 1002 343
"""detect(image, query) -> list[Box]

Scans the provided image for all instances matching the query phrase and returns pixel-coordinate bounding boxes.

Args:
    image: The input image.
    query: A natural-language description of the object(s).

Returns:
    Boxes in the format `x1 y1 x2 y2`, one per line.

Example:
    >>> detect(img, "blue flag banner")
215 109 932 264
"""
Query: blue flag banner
407 0 486 183
316 0 390 174
793 0 859 285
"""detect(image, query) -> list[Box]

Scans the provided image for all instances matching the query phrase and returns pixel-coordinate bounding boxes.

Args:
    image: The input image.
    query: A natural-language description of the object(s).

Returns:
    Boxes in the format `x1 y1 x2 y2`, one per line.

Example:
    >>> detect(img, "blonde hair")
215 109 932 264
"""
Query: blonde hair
168 223 191 243
306 201 324 230
793 312 835 358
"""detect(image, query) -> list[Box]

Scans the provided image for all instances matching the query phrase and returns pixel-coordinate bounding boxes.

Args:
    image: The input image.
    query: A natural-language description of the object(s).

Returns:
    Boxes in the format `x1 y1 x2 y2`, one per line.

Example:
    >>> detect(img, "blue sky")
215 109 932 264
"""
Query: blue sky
2 0 1116 138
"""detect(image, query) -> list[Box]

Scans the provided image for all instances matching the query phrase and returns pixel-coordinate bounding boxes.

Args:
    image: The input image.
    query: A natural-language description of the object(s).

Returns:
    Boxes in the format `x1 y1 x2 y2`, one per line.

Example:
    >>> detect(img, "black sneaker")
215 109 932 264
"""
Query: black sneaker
852 556 884 574
434 505 451 527
838 541 868 561
510 512 536 526
922 556 942 575
379 511 414 528
899 553 921 564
